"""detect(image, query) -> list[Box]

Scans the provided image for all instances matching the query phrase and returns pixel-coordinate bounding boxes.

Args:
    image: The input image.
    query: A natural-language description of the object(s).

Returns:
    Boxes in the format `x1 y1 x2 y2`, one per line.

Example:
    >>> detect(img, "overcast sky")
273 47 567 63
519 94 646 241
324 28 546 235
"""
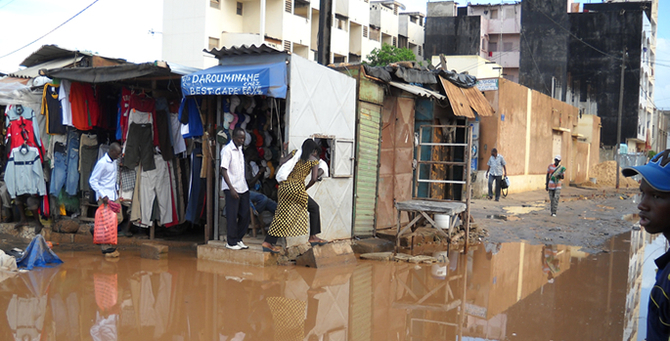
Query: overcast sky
0 0 668 108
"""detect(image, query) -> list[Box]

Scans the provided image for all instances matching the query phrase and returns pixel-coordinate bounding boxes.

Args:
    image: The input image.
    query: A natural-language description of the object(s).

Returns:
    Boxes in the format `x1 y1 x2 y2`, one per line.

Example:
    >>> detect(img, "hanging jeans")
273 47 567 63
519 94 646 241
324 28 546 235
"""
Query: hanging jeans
185 144 205 223
49 151 67 195
140 155 173 226
65 130 80 196
79 134 98 192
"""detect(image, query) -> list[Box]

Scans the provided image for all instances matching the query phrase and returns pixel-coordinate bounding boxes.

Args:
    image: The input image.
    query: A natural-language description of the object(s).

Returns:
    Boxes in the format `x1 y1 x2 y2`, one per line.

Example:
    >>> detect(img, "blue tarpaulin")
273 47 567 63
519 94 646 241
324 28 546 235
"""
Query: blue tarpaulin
181 62 287 98
17 235 63 270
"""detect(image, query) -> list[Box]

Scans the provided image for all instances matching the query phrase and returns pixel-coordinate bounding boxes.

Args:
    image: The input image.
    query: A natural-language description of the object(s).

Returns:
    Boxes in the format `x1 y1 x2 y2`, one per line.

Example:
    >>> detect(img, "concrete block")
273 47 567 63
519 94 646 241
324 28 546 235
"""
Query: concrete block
352 238 395 254
360 252 395 261
198 241 278 267
295 242 356 268
141 243 168 260
52 219 80 233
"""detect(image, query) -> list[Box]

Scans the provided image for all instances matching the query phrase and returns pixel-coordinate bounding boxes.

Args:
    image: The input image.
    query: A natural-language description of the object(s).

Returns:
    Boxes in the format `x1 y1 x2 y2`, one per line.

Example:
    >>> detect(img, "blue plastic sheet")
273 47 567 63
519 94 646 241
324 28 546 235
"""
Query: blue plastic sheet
16 235 63 270
181 62 287 98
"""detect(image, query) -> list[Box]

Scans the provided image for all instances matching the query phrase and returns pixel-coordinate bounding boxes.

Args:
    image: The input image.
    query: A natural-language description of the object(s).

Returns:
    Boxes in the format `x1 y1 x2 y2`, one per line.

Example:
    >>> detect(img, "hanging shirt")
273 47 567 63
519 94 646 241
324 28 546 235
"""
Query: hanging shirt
5 145 47 198
89 154 119 201
178 97 204 138
5 105 42 148
128 93 159 146
6 117 43 161
58 79 73 127
69 82 100 131
117 87 131 141
41 83 66 135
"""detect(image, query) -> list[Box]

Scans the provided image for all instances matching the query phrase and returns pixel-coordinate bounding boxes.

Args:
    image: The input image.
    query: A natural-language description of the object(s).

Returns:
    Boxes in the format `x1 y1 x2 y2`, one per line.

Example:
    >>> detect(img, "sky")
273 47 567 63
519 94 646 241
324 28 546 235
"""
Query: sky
0 0 668 108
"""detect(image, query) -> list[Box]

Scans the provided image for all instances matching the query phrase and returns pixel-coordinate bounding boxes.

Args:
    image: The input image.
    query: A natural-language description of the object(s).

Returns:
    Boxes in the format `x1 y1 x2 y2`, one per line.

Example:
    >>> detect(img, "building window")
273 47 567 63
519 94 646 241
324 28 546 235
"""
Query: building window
410 16 417 24
335 14 348 31
503 42 513 52
363 26 368 38
237 2 243 15
209 37 219 51
392 36 397 47
490 8 499 19
334 55 346 63
370 27 380 42
418 45 422 56
284 40 291 52
489 42 497 52
210 0 220 9
285 0 292 13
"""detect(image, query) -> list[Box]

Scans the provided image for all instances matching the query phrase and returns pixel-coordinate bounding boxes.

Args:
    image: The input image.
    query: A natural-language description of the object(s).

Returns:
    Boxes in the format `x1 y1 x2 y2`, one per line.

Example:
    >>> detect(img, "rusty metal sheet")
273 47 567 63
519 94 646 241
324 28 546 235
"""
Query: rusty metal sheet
376 97 398 230
439 76 475 118
462 85 495 117
439 76 495 118
389 81 446 101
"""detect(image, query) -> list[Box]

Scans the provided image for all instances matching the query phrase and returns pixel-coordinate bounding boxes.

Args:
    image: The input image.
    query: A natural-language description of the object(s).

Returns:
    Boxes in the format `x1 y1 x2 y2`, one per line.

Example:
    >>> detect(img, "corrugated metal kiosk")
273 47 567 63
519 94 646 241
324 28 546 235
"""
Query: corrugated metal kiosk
184 45 356 243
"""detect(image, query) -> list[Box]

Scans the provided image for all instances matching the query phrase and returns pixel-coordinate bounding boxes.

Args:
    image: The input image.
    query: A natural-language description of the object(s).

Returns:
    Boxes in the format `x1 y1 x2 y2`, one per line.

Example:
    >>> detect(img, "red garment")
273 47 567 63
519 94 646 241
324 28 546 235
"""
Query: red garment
6 117 43 160
119 88 131 142
128 94 159 146
69 82 100 131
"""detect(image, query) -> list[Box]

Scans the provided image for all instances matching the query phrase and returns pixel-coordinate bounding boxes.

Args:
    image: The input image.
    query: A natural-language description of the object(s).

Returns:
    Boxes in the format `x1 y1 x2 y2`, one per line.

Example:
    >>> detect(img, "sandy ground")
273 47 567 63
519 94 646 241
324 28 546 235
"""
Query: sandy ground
470 184 641 253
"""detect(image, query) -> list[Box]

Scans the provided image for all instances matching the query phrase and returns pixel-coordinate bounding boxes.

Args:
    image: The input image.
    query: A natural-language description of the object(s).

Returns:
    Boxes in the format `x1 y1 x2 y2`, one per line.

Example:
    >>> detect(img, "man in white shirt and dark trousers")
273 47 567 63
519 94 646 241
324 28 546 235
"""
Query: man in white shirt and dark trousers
89 142 123 257
486 148 507 201
221 128 250 250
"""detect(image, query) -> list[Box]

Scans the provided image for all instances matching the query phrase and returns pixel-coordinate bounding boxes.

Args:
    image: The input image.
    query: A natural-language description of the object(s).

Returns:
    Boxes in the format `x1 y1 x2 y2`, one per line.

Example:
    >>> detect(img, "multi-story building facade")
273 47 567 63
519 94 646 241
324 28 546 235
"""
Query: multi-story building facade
424 1 520 83
162 0 424 69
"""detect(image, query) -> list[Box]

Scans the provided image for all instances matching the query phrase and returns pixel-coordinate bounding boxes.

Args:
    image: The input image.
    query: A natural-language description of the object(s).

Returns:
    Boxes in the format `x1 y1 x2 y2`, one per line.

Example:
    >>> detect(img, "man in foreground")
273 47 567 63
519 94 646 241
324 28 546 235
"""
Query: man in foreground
622 149 670 340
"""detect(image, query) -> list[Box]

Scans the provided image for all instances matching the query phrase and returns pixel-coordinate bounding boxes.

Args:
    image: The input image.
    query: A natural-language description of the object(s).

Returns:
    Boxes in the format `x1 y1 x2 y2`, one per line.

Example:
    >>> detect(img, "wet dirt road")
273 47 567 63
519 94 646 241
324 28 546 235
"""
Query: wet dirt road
0 230 662 341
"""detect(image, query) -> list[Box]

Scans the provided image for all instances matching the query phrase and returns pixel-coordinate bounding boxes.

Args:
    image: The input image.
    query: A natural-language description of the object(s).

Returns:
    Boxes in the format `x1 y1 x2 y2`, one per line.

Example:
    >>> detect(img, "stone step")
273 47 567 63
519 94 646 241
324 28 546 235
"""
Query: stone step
197 240 279 267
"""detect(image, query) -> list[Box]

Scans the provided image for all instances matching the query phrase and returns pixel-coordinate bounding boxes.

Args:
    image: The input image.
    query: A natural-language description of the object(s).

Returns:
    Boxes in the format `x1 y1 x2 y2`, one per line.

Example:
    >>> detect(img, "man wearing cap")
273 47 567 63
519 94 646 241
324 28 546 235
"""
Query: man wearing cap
486 148 507 201
545 155 565 217
622 149 670 341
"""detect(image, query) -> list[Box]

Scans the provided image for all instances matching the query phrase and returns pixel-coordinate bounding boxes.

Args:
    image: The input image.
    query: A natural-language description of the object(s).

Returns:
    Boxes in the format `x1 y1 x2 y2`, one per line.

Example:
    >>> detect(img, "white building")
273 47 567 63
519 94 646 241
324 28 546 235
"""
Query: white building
162 0 424 69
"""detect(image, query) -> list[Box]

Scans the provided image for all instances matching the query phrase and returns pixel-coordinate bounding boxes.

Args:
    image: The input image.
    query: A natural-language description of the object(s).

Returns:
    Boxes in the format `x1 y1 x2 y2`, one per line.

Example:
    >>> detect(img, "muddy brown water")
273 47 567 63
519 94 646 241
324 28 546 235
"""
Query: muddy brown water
0 231 663 341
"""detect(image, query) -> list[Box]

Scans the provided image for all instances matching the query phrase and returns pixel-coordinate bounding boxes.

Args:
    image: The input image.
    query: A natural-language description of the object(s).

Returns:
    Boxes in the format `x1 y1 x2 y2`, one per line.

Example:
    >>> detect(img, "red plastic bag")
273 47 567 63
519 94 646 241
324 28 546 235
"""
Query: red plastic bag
93 204 118 245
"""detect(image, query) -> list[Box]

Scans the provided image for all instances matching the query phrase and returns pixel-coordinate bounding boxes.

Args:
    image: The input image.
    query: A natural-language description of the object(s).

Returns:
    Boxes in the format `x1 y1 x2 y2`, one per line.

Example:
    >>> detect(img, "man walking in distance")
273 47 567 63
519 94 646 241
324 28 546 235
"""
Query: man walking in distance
545 155 565 217
621 149 670 340
485 148 507 201
221 128 250 250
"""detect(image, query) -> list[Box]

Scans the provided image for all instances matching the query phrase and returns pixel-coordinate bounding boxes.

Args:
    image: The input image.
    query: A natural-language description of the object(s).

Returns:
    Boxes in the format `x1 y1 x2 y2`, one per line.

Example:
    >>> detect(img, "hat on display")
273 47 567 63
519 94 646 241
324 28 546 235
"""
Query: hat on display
622 150 670 192
554 155 561 161
263 147 273 161
223 112 234 129
244 131 252 146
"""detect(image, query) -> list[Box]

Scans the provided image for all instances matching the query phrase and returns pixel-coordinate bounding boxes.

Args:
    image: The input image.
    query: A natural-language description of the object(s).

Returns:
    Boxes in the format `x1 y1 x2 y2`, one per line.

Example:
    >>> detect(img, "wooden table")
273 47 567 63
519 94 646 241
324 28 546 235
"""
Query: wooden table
395 200 467 252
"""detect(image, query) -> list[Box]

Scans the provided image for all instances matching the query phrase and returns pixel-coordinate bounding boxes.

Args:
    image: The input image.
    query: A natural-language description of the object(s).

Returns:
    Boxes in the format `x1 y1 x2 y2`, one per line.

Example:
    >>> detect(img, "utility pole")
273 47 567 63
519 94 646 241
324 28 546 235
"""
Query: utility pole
317 0 332 65
616 47 627 189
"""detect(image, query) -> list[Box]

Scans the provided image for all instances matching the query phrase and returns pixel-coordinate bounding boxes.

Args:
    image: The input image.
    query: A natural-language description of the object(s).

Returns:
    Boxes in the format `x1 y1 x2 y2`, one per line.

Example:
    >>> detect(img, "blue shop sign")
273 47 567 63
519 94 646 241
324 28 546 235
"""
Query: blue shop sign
181 62 287 98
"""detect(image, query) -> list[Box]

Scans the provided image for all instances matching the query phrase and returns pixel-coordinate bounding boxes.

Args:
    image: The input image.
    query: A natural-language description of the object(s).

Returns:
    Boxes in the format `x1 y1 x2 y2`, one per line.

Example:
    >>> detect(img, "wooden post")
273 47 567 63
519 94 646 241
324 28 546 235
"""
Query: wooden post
464 125 473 251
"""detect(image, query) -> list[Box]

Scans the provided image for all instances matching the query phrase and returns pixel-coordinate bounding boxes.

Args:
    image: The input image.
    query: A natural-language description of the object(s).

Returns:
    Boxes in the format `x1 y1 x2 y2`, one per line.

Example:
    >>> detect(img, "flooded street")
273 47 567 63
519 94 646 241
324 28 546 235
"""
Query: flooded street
0 230 664 341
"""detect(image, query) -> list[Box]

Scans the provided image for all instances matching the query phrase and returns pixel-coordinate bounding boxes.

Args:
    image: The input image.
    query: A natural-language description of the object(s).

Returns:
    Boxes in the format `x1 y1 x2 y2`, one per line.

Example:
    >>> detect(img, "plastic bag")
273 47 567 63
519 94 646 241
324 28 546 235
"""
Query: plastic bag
276 150 301 183
501 176 510 189
93 204 118 245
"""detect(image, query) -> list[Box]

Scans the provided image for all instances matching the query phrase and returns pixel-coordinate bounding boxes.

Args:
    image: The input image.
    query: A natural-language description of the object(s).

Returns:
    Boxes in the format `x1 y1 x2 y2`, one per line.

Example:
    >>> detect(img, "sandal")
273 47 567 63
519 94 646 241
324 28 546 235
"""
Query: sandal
262 243 281 253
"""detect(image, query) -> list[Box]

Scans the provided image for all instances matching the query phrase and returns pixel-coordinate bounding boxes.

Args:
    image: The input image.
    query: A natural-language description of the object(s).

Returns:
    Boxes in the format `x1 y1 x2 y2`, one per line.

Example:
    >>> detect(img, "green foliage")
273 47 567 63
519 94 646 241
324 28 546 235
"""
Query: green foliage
364 43 417 66
649 150 657 159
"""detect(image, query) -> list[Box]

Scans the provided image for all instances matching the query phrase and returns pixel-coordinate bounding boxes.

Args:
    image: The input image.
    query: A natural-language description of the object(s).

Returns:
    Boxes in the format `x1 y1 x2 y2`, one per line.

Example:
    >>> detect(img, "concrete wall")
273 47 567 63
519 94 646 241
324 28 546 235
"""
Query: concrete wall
427 1 457 17
162 0 209 68
473 78 589 195
425 15 481 58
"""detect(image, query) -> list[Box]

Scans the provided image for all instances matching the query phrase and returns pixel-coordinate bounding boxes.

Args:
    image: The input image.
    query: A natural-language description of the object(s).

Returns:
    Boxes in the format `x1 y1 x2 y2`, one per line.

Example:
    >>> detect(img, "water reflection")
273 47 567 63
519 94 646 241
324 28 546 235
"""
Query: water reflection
0 232 661 340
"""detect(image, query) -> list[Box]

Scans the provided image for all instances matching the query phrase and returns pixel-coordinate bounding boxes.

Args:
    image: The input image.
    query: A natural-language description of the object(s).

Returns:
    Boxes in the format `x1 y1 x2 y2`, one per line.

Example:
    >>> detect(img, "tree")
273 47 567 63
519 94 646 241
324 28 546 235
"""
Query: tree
364 43 416 66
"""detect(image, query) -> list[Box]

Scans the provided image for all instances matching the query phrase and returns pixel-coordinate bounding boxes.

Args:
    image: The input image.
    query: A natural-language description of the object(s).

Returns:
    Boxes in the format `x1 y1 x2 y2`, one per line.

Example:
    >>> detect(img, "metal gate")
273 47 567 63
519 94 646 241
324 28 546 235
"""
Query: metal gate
353 101 383 236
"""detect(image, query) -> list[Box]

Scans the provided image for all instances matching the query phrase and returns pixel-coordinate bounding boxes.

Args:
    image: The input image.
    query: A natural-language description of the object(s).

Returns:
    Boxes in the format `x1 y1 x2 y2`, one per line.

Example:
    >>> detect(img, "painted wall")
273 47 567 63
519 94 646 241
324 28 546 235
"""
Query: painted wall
474 78 589 195
162 0 209 68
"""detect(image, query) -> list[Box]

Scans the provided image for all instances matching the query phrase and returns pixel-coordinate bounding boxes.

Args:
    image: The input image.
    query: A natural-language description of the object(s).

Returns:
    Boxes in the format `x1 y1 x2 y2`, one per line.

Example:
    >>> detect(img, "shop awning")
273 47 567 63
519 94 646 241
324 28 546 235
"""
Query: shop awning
44 63 175 83
181 61 287 98
439 76 495 118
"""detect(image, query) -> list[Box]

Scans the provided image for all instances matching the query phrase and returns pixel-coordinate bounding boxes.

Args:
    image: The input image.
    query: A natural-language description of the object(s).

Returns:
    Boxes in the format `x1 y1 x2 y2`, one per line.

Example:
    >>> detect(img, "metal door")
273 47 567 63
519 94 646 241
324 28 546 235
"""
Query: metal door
353 101 382 236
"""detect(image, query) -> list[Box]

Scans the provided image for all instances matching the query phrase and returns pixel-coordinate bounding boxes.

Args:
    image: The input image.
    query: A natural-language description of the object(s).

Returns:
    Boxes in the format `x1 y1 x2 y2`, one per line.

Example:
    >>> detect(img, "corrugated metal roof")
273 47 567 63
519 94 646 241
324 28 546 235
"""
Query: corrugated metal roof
439 76 495 118
9 57 83 79
389 81 446 101
204 44 285 58
19 44 126 68
44 63 174 83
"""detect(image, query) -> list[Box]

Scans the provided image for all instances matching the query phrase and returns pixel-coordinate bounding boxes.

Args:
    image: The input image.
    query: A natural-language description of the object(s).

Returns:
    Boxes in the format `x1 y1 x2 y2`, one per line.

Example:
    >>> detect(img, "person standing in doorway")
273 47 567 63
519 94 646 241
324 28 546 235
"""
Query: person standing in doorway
221 128 250 250
545 155 565 217
485 148 507 201
622 149 670 340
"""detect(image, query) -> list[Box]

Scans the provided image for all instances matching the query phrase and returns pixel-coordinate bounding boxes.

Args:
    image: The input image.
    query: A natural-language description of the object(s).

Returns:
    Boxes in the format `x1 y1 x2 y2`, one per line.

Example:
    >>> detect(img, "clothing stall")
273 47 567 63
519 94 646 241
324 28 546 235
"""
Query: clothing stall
181 45 357 243
0 61 204 240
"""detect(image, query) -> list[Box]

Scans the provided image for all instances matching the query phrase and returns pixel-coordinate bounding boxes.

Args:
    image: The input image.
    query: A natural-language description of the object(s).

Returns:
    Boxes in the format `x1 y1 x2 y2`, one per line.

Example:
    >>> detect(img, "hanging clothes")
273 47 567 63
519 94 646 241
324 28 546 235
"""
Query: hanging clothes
41 84 66 135
5 105 43 149
5 145 47 198
178 97 204 138
116 87 131 141
140 155 173 226
58 80 74 127
154 98 175 161
69 82 100 131
185 143 205 223
127 93 159 146
6 117 44 161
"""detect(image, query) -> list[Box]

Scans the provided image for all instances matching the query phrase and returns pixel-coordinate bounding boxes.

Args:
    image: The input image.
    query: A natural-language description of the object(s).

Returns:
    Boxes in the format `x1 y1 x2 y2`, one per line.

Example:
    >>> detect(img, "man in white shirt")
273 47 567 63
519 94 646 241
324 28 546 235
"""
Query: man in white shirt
221 128 250 250
89 142 123 257
485 148 507 201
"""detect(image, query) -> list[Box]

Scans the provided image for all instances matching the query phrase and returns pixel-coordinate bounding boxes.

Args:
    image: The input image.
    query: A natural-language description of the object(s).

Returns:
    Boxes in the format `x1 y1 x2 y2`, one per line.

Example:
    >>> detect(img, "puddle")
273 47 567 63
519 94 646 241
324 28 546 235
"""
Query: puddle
0 232 659 340
486 214 508 220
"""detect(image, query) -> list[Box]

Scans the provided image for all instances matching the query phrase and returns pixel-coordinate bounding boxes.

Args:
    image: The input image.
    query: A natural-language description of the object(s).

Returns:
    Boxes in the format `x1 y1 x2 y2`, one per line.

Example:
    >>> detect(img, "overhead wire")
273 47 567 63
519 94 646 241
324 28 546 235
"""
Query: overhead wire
0 0 101 60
